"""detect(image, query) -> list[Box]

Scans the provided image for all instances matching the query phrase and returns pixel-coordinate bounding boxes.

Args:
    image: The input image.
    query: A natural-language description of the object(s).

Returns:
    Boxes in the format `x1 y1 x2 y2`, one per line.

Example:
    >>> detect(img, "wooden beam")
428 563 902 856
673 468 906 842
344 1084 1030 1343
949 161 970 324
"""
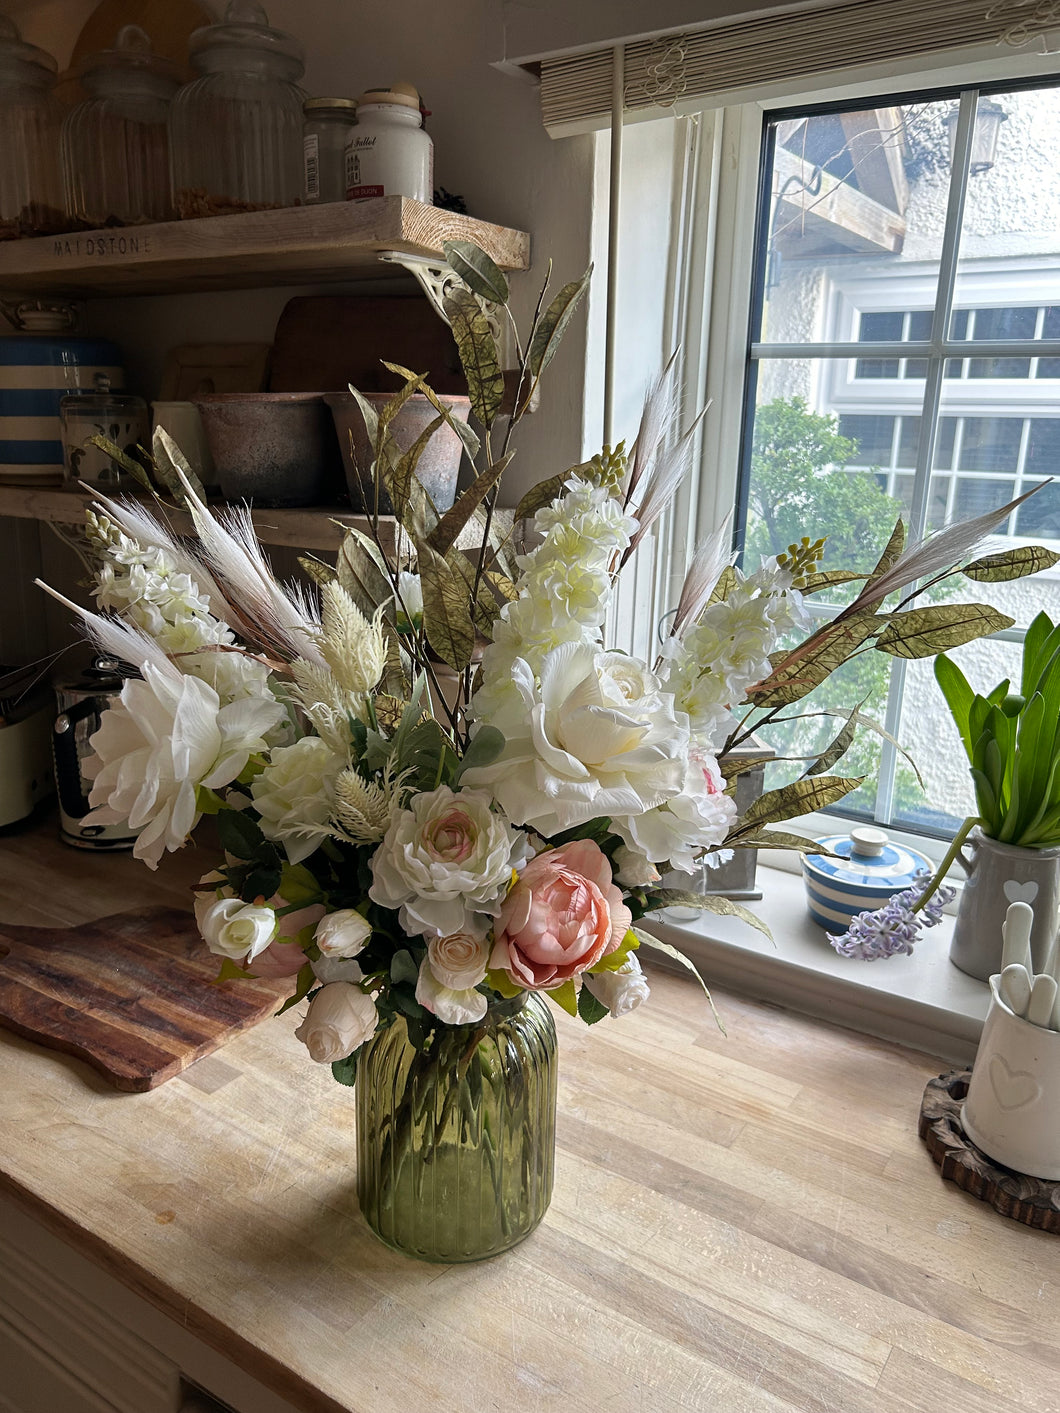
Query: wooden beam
772 148 906 258
840 106 910 215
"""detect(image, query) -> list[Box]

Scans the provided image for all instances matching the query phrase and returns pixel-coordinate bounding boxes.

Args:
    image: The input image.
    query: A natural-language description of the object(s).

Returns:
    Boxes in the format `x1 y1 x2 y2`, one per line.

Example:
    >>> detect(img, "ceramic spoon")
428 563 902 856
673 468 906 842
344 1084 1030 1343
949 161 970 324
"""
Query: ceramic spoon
999 962 1032 1018
1026 972 1058 1029
1001 902 1034 974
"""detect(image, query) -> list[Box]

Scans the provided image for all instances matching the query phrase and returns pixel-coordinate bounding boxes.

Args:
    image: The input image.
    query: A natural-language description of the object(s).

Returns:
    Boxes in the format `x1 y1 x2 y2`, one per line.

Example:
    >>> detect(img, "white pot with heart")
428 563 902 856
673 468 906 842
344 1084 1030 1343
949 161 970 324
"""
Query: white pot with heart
962 971 1060 1179
949 829 1060 983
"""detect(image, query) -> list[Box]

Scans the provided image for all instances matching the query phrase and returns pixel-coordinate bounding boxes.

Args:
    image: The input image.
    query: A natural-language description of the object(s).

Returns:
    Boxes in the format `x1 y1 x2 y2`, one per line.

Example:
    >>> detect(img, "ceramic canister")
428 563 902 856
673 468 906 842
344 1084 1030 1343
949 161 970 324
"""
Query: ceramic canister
0 310 123 484
802 826 933 933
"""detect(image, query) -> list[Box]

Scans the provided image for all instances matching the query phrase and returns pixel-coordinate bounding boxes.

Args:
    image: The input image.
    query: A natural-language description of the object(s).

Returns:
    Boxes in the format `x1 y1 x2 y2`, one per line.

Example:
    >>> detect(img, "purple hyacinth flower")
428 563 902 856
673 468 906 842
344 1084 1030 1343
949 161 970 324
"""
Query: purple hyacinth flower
827 869 957 961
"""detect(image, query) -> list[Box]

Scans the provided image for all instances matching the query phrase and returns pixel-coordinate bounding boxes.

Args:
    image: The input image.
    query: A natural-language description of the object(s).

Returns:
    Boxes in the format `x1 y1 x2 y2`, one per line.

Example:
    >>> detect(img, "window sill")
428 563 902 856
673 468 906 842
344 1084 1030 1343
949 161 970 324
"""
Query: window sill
644 865 989 1065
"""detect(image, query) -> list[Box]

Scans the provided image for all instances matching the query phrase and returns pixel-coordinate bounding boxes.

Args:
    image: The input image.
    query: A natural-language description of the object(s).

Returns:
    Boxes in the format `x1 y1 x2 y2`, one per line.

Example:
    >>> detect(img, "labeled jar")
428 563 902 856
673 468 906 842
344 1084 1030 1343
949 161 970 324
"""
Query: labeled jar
168 0 305 219
62 26 179 227
345 83 432 202
303 97 357 204
60 376 148 490
0 17 67 239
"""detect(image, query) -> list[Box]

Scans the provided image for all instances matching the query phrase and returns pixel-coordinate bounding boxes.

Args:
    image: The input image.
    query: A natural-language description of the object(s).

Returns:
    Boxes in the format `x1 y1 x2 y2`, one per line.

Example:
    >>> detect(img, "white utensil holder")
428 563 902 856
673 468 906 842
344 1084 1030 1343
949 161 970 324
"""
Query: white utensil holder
962 974 1060 1180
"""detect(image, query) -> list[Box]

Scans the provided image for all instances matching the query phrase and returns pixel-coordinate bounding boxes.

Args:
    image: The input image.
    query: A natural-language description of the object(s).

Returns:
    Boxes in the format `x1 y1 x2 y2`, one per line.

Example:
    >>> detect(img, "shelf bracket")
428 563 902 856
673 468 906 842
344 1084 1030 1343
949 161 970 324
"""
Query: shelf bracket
376 250 506 352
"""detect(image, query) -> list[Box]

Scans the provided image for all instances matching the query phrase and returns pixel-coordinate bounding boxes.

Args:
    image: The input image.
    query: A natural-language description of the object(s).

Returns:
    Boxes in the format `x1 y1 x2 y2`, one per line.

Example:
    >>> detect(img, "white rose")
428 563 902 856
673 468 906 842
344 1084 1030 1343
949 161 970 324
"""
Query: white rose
85 660 285 869
397 570 423 623
583 955 651 1018
415 957 488 1027
250 736 345 864
314 908 372 958
464 642 689 837
369 785 529 938
427 931 491 990
294 982 378 1063
198 896 277 962
611 746 736 872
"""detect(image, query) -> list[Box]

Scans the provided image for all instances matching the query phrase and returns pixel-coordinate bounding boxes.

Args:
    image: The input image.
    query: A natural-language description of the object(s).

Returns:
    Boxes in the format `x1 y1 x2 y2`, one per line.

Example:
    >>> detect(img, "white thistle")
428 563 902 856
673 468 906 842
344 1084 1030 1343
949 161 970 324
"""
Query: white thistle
289 656 364 753
318 581 388 696
331 765 405 845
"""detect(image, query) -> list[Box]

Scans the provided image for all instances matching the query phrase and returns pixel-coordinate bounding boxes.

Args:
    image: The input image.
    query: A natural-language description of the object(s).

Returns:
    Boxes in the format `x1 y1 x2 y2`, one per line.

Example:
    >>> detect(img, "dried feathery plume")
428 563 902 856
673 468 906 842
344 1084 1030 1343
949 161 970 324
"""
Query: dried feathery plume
669 515 736 638
33 580 172 678
331 764 405 845
289 657 364 754
318 581 388 696
624 351 680 510
87 491 223 608
622 411 706 565
170 470 325 666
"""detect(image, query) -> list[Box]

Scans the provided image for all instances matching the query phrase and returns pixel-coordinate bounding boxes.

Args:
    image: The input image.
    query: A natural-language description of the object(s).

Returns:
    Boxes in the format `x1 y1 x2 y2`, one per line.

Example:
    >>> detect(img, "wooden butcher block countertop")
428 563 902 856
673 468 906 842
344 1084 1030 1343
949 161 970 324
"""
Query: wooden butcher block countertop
0 814 1057 1413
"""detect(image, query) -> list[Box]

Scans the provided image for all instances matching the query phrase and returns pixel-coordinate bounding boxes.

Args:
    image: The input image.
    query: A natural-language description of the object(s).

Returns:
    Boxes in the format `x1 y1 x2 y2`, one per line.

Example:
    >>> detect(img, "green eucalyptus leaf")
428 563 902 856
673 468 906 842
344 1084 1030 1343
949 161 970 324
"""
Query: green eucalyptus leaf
513 472 566 524
455 724 506 780
152 424 206 504
724 829 839 856
337 527 395 622
216 808 268 861
331 1053 359 1086
962 544 1060 582
804 705 859 777
633 930 727 1031
863 517 906 594
298 554 337 589
278 863 321 906
382 362 481 462
875 604 1014 659
442 286 505 428
390 949 419 986
577 986 609 1025
442 239 510 305
796 569 865 596
748 613 879 707
426 452 513 557
86 434 154 492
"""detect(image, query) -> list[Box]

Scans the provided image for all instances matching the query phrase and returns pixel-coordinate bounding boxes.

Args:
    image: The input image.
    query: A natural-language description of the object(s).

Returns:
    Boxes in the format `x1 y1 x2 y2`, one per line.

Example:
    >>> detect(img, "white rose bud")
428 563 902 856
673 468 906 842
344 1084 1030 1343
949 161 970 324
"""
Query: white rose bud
311 954 365 986
294 982 378 1063
612 845 661 889
314 908 372 958
427 931 491 990
582 955 651 1018
198 897 277 963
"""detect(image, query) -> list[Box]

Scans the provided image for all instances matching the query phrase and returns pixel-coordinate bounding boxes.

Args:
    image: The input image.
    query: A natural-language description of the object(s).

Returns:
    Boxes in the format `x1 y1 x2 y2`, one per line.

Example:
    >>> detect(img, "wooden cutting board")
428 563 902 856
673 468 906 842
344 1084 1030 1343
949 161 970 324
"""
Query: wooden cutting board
0 907 291 1092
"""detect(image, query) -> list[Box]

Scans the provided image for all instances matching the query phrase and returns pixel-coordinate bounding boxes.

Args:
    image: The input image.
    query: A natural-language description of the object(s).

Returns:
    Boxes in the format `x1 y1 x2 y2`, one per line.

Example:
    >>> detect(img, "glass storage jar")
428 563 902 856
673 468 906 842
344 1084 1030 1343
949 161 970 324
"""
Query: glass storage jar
302 97 358 204
62 26 179 228
0 16 67 240
168 0 305 219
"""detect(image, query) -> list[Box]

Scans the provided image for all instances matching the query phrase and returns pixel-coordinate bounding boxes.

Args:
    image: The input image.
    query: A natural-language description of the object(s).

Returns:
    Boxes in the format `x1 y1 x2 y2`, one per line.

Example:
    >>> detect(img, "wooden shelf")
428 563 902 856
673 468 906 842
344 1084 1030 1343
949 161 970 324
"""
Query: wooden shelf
0 198 531 299
0 484 395 553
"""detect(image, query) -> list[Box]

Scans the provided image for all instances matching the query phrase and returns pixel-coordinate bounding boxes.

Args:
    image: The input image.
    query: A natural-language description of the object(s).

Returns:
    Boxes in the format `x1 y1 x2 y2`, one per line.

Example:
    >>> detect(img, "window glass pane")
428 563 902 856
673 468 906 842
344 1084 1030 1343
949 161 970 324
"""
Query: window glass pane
1025 418 1060 478
1015 479 1060 539
957 417 1022 472
954 476 1015 518
836 413 895 464
758 101 950 344
896 415 920 466
1038 305 1060 378
968 308 1035 378
934 417 957 469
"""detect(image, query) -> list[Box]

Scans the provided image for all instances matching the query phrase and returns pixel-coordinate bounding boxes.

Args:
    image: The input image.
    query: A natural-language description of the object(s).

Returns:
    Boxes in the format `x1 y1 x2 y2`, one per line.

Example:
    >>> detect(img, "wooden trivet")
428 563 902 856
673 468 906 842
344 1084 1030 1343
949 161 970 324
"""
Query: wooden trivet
918 1070 1060 1233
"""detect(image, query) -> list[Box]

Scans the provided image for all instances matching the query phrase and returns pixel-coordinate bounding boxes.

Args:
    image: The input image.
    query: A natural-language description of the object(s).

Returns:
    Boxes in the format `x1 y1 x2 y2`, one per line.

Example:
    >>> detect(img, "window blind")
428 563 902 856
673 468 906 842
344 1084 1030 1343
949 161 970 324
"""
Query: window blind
540 0 1013 134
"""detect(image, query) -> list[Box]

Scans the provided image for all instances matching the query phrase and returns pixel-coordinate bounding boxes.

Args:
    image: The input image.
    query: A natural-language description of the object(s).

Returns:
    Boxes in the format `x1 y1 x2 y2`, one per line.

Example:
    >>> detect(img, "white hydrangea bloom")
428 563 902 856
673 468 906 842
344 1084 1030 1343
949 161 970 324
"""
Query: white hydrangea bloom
610 745 737 874
251 736 347 864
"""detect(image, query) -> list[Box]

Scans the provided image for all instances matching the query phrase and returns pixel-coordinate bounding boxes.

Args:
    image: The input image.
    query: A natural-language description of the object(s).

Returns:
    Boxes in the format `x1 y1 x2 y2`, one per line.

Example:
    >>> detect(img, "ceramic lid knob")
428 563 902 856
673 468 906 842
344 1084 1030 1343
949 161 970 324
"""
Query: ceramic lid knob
850 825 888 858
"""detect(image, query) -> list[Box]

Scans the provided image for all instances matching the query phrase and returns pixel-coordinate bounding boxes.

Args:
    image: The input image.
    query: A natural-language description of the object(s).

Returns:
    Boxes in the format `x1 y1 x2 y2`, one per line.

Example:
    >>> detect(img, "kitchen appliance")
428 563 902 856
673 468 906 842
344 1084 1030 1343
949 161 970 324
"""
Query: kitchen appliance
0 665 54 827
53 657 137 850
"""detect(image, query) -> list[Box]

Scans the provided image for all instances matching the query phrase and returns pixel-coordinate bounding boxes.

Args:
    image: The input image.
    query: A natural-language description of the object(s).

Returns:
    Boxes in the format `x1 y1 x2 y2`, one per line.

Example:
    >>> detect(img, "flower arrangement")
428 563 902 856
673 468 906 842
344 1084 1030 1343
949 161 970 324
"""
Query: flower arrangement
42 240 1059 1073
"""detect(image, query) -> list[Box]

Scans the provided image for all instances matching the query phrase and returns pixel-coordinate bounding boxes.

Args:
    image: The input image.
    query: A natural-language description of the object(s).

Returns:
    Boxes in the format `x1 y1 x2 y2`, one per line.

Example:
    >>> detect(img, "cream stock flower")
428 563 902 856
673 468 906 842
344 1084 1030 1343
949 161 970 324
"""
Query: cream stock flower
465 642 689 837
85 661 285 869
369 785 528 938
251 736 346 864
583 955 651 1018
294 982 378 1062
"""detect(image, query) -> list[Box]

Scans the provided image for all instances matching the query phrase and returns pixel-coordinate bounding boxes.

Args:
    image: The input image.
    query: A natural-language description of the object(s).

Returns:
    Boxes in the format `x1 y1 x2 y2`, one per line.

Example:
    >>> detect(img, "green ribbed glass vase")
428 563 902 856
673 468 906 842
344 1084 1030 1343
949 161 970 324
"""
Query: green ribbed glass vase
355 992 557 1262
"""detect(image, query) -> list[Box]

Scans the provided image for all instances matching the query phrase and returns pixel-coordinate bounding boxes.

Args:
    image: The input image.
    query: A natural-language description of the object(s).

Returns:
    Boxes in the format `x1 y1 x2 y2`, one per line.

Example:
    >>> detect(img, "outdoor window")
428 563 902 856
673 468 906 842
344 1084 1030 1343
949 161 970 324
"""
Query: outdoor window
739 81 1060 839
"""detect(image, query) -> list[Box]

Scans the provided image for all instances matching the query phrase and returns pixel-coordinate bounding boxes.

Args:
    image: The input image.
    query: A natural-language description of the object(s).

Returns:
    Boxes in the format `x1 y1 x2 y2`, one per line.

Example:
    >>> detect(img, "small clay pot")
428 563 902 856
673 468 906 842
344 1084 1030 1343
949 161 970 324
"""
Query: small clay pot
325 390 470 515
195 393 343 507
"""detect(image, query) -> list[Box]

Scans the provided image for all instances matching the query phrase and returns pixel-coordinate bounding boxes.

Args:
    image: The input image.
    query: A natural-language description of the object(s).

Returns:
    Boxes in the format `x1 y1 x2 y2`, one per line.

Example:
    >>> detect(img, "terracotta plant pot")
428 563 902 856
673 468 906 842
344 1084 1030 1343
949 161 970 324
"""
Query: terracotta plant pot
325 391 470 515
195 393 343 507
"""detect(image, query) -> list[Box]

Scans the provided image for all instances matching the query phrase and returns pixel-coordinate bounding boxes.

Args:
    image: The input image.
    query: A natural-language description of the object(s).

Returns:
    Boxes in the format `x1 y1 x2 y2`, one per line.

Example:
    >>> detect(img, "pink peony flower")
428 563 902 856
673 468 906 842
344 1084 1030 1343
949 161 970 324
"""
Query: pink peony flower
246 939 309 978
491 838 632 990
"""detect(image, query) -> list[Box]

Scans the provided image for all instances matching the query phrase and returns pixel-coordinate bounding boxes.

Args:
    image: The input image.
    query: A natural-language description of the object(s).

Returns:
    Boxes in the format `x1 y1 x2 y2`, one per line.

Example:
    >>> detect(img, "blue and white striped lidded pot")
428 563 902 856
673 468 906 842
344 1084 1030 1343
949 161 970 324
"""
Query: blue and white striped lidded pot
0 310 123 485
802 826 933 933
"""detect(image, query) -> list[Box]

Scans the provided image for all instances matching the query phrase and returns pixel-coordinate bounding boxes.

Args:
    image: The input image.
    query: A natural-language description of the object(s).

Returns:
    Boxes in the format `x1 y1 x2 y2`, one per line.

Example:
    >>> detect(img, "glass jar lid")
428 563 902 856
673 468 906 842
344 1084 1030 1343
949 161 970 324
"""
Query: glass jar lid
0 15 58 80
75 25 180 93
356 82 420 110
304 96 358 117
189 1 304 80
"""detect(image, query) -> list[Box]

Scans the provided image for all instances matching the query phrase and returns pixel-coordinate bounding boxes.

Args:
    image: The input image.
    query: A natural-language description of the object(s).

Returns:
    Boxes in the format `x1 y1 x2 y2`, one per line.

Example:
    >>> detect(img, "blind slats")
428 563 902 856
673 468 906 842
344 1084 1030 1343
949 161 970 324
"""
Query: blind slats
540 0 1007 132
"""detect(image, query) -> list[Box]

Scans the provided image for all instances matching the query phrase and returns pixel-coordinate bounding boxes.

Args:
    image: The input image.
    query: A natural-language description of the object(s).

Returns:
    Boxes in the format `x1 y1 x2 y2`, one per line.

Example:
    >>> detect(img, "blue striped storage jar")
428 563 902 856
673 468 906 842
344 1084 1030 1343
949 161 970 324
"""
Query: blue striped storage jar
802 827 933 934
0 333 123 483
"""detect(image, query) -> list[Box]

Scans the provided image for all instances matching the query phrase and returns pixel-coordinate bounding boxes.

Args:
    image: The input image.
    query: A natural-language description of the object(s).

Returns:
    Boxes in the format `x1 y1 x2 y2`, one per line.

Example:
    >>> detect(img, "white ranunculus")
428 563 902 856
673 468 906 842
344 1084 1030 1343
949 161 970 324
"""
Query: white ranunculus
369 785 529 938
314 908 372 958
427 931 491 990
294 982 378 1063
251 736 346 864
583 955 651 1018
311 954 365 986
198 896 277 962
415 957 488 1026
464 642 689 837
85 661 286 869
610 746 737 873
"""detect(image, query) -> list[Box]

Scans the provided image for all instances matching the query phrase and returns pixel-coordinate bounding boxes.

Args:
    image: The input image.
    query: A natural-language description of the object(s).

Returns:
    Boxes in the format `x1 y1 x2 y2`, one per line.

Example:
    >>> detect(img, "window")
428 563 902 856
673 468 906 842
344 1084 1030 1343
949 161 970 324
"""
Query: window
740 81 1060 838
